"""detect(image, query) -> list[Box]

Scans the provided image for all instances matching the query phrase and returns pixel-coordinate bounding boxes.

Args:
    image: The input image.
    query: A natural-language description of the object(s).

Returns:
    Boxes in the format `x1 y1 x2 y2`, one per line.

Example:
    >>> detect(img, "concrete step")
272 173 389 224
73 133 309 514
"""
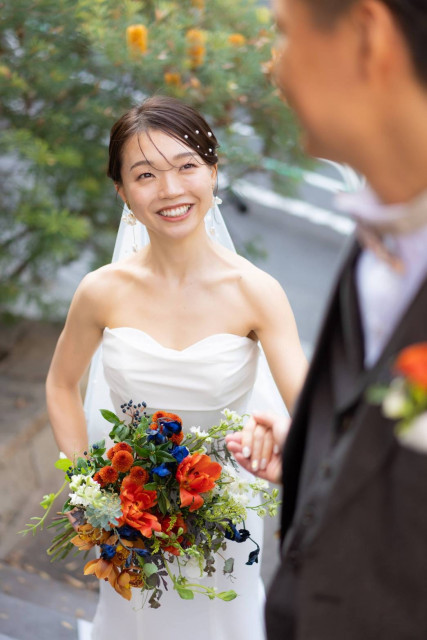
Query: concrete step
0 563 97 620
0 591 78 640
0 563 96 640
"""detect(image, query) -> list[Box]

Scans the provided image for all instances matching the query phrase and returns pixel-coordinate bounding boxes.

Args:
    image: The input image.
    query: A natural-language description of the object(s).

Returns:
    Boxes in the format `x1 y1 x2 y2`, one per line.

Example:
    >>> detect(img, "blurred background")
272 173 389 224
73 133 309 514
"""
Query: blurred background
0 1 358 638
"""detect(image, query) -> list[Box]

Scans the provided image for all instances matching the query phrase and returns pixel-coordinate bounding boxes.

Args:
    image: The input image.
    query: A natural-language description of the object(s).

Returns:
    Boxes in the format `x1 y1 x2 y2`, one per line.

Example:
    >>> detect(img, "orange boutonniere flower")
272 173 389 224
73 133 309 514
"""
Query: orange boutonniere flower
394 343 427 392
176 453 221 512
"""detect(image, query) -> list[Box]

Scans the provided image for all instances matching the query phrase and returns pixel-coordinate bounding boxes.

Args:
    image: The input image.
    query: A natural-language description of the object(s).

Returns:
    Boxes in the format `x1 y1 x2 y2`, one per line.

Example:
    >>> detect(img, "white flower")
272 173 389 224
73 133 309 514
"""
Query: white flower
397 412 427 454
190 426 208 437
222 408 240 423
69 474 103 508
383 379 408 419
184 556 205 579
229 491 250 507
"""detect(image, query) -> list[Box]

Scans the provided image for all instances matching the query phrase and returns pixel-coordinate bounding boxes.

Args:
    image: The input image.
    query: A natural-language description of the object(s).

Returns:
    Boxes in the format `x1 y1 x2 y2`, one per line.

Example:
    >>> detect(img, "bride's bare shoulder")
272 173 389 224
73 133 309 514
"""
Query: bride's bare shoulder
72 255 142 305
218 246 284 298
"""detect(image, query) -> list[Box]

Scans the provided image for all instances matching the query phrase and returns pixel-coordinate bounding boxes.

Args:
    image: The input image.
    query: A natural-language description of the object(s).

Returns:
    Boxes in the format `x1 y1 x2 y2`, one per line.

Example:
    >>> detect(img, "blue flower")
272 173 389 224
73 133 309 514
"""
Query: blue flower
147 429 168 445
224 522 251 543
153 463 171 477
133 548 151 558
100 544 117 560
116 524 142 541
160 419 182 437
246 548 260 565
171 445 189 463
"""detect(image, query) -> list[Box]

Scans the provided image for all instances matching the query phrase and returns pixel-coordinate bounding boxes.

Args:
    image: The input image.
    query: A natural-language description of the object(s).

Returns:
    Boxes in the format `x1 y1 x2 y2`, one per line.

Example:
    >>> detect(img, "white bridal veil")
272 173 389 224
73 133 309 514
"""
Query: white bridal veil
84 202 286 444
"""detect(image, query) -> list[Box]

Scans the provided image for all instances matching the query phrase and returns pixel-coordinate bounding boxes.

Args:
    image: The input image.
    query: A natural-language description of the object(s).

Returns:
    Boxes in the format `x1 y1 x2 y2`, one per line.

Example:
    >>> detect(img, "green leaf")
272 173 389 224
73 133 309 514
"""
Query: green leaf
143 563 158 578
40 493 56 510
54 458 72 472
158 492 168 515
217 590 238 601
134 446 151 457
223 558 234 574
100 409 120 424
156 451 177 463
175 586 194 600
143 482 158 491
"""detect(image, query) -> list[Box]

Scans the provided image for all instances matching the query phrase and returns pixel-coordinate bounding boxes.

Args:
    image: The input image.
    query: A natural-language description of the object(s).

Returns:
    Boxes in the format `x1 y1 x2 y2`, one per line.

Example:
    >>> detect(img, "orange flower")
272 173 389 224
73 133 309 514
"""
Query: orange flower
98 465 118 484
93 471 105 487
126 24 148 54
186 29 207 69
159 514 187 555
107 442 133 460
171 431 184 445
111 450 134 473
119 477 161 537
107 566 132 600
228 33 246 47
84 557 115 581
395 343 427 391
129 466 149 485
191 0 204 8
71 524 110 551
176 453 221 512
164 72 182 87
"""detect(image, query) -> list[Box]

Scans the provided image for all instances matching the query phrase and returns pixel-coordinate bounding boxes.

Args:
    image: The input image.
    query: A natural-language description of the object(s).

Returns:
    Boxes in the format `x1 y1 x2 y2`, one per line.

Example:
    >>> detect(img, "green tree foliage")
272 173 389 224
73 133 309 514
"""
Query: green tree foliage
0 0 301 312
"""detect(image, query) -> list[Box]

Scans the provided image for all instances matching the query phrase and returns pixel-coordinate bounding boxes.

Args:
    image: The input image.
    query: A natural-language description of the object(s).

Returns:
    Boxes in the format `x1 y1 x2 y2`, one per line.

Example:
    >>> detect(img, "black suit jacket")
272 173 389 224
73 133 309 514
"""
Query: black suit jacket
266 239 427 639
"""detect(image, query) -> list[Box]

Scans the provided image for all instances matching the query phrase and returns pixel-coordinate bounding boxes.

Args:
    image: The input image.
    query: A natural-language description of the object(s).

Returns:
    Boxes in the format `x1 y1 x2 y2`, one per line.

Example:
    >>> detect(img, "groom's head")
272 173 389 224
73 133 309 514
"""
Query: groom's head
273 0 427 166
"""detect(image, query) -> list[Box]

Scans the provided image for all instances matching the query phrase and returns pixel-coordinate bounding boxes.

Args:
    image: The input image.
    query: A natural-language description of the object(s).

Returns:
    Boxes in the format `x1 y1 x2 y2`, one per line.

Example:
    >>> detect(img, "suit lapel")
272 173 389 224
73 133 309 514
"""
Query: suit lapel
323 275 427 523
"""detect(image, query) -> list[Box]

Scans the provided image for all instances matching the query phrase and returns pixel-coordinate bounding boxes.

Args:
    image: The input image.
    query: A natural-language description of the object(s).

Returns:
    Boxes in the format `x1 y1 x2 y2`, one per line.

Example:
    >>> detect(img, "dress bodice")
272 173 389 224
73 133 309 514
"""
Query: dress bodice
102 327 260 431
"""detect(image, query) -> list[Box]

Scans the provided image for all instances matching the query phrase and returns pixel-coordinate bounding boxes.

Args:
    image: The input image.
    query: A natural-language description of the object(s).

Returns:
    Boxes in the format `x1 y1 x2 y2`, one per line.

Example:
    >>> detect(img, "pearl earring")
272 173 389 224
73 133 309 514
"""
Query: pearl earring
122 201 137 226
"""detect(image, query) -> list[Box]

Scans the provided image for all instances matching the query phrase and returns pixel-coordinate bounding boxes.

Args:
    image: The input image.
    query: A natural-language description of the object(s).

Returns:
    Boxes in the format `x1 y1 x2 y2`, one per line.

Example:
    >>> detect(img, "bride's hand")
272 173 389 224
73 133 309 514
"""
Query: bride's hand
225 411 290 484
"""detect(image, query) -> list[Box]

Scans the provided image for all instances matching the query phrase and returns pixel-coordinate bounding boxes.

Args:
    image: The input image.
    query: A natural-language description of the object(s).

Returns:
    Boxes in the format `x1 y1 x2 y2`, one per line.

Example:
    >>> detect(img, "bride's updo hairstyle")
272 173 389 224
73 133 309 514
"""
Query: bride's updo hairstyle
108 95 219 184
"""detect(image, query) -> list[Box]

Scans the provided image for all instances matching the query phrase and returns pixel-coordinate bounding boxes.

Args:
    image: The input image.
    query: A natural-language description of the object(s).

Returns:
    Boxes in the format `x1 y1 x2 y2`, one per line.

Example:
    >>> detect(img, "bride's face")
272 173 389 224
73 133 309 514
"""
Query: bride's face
117 129 217 239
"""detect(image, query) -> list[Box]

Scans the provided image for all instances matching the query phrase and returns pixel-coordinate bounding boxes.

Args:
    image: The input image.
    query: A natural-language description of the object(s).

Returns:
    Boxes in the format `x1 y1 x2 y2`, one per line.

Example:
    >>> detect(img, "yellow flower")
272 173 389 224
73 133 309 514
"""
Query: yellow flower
228 33 246 47
186 30 207 69
256 7 272 24
126 25 148 54
191 0 205 8
186 29 207 44
164 72 182 87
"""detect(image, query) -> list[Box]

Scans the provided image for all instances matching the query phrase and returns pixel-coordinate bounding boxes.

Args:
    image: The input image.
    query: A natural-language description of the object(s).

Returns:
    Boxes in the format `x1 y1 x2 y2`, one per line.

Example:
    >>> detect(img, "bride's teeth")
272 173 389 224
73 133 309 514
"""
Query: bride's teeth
159 205 191 217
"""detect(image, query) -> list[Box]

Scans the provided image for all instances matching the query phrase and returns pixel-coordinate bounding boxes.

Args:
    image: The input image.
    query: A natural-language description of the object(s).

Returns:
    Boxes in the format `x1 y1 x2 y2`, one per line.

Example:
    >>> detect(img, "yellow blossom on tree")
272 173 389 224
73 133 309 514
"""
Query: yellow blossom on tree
126 24 148 54
186 29 207 68
164 72 182 87
228 33 247 47
255 7 271 24
191 0 205 8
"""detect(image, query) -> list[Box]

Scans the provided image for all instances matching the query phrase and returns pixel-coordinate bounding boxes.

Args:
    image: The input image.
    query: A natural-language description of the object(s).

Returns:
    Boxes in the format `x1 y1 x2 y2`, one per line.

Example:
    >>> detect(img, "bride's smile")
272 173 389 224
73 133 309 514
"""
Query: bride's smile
117 129 217 238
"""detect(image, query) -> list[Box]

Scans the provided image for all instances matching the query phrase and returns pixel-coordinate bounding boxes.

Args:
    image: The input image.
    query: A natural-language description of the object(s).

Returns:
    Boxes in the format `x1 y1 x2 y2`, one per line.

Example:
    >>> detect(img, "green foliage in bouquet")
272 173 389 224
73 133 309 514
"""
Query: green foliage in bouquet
0 0 303 314
21 402 280 607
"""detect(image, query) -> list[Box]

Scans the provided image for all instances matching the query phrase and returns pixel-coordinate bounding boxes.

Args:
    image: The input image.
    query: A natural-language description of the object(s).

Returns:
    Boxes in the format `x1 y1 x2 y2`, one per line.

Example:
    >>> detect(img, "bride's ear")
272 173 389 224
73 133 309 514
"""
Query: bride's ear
115 183 127 204
210 164 218 186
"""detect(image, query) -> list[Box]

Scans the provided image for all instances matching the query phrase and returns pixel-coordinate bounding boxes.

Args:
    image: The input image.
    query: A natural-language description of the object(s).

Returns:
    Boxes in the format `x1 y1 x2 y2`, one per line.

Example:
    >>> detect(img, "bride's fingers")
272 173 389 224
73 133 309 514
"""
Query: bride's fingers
260 430 274 471
249 424 269 473
240 414 258 459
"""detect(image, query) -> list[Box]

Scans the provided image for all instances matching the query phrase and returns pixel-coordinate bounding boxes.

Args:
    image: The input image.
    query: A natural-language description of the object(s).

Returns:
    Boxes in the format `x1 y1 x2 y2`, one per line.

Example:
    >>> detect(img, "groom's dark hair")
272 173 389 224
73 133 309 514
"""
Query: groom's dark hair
303 0 427 84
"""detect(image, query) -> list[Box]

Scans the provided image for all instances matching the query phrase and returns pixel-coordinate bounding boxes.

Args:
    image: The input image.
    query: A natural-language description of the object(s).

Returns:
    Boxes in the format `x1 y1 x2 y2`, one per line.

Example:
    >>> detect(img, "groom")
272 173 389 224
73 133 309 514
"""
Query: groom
228 0 427 638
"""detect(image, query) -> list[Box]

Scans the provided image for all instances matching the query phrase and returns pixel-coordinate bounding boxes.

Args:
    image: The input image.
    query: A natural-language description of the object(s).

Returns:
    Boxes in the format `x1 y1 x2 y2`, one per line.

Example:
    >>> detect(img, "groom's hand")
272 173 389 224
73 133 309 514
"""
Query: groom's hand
225 411 290 485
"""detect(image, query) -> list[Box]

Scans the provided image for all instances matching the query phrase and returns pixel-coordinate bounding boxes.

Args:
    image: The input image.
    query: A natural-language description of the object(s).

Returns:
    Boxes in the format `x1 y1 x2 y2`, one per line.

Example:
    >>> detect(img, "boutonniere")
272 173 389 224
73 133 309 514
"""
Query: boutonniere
368 343 427 453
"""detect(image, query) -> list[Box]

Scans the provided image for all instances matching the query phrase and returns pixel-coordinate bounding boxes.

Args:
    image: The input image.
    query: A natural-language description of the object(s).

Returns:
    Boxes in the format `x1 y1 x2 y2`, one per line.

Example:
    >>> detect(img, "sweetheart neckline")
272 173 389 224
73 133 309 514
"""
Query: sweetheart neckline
103 327 257 353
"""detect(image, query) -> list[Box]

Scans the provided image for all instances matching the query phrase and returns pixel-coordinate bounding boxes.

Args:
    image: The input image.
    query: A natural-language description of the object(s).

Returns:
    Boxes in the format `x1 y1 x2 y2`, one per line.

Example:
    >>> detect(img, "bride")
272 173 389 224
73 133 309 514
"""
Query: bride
46 95 307 640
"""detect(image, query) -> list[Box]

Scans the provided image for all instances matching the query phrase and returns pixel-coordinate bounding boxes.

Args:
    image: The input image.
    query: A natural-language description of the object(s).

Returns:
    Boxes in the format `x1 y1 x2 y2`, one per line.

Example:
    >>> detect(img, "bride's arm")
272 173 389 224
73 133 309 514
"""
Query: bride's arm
46 273 105 460
251 273 308 415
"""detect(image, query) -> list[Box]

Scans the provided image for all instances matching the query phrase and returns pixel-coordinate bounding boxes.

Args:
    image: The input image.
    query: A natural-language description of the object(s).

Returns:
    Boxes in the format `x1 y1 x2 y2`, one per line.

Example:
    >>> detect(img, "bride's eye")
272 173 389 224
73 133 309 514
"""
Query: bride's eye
181 163 197 170
137 172 154 180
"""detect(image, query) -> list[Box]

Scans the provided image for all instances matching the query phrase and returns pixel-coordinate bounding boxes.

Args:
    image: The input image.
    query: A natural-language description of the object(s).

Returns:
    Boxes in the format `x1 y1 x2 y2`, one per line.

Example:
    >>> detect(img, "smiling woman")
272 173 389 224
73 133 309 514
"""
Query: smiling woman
45 95 307 640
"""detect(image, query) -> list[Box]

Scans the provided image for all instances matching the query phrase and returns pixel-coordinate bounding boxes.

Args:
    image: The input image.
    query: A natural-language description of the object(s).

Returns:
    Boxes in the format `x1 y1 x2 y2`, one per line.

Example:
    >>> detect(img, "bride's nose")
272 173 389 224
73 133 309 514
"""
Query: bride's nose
158 171 185 199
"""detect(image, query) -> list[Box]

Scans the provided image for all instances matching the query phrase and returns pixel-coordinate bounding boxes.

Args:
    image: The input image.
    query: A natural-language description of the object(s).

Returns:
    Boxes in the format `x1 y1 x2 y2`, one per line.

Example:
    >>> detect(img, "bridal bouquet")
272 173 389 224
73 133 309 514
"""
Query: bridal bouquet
21 402 279 607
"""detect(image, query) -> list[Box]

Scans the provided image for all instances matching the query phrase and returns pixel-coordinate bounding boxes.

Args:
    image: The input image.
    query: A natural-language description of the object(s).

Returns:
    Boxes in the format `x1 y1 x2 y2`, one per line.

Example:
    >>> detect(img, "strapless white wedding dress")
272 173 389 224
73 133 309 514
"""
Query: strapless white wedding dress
87 327 268 640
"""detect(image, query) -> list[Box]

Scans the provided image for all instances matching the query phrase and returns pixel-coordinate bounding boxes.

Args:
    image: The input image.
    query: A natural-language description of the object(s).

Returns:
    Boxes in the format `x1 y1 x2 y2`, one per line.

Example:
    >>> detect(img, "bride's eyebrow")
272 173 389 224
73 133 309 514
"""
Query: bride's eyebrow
130 152 195 172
